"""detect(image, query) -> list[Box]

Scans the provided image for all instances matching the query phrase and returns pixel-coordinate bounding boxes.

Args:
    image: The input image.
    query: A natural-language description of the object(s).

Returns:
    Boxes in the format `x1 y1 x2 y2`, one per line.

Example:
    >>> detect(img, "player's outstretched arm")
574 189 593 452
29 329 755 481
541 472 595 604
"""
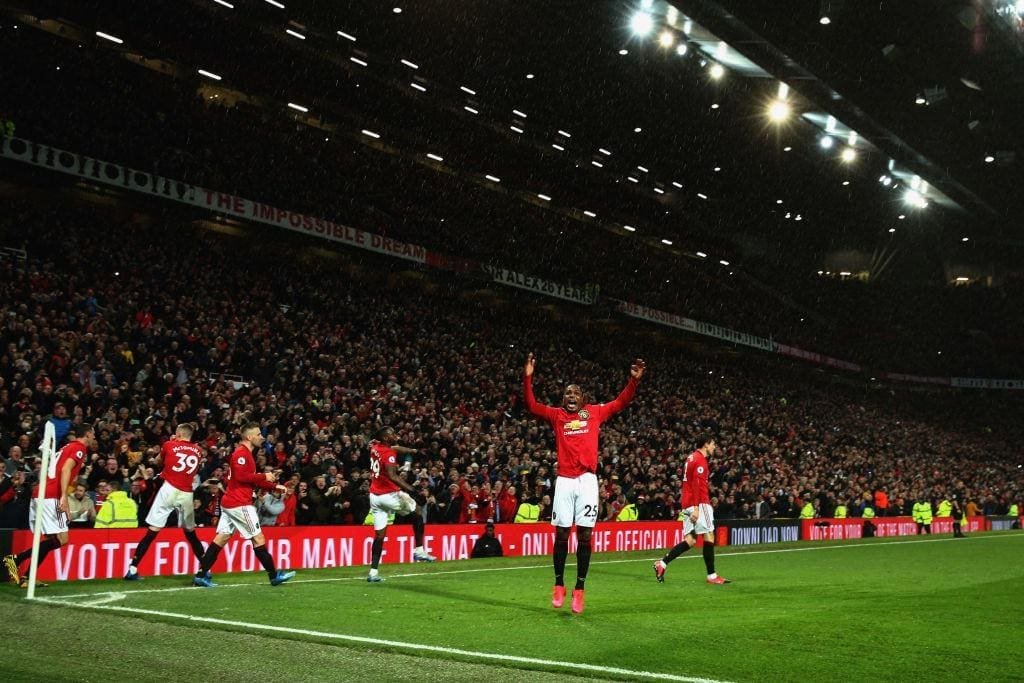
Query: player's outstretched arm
598 358 645 418
522 353 557 419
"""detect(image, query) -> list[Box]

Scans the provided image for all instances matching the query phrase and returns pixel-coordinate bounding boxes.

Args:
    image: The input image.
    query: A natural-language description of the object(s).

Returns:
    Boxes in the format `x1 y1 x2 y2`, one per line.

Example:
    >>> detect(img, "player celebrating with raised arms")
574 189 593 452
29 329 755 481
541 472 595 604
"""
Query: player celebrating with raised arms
524 352 645 614
366 426 436 582
192 423 294 588
653 434 730 585
125 422 206 580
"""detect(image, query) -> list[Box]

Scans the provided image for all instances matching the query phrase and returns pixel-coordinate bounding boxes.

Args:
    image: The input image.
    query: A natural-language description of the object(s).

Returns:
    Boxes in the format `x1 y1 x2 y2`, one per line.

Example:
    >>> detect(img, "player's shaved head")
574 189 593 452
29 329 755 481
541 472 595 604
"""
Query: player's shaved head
240 422 261 439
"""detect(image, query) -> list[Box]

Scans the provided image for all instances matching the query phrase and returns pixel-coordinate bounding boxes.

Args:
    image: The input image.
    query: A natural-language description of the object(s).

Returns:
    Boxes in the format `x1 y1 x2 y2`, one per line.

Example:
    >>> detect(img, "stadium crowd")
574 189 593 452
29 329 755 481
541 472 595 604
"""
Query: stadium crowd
0 199 1020 535
2 19 1023 377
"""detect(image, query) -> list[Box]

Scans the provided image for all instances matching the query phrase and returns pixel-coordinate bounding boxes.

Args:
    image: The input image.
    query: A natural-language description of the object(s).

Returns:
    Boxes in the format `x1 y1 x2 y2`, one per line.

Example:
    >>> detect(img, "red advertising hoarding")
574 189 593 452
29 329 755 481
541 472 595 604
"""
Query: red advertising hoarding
12 521 686 582
801 516 988 541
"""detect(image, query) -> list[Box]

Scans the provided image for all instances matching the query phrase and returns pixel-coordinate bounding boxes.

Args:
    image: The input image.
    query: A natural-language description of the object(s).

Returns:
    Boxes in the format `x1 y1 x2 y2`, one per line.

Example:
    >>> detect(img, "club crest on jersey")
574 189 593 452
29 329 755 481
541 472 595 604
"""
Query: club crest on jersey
578 409 590 419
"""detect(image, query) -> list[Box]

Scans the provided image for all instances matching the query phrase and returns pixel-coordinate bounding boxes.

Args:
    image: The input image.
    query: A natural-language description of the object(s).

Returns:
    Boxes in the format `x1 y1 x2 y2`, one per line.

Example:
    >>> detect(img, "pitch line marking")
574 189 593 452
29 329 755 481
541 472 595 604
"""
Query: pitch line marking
42 532 1022 601
30 596 730 683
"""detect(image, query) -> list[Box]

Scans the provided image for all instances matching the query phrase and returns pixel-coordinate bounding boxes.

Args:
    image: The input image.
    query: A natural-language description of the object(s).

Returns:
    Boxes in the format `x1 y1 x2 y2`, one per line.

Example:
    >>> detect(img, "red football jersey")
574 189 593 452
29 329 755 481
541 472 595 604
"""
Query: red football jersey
159 439 204 492
681 449 711 508
44 441 87 498
523 374 638 478
369 441 400 495
221 444 277 508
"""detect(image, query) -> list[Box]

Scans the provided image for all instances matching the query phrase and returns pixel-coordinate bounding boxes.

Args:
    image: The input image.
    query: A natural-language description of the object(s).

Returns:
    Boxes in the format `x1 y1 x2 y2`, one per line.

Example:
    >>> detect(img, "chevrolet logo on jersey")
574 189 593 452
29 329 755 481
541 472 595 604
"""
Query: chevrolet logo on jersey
563 419 589 435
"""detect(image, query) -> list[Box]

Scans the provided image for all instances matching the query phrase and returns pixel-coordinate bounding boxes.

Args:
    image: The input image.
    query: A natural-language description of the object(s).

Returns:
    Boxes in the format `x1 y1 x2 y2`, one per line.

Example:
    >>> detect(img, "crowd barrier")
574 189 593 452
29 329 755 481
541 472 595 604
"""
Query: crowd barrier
3 516 1019 581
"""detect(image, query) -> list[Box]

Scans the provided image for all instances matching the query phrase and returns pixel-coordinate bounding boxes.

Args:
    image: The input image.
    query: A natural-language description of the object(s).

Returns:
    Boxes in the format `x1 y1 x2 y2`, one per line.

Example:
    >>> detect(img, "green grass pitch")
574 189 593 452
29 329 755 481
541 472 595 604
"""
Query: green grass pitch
2 532 1021 682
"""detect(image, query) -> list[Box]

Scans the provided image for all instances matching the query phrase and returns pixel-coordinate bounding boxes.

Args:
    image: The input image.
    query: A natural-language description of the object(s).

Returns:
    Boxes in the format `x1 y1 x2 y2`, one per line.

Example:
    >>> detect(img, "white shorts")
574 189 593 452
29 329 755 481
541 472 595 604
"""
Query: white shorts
145 483 196 530
215 504 263 540
683 504 715 536
369 491 417 530
29 497 69 535
551 473 599 528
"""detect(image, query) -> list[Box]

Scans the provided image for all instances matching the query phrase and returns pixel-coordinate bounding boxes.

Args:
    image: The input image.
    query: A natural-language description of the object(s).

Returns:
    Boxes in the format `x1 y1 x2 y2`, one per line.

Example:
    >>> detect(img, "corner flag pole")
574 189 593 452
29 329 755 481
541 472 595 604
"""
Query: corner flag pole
27 421 56 600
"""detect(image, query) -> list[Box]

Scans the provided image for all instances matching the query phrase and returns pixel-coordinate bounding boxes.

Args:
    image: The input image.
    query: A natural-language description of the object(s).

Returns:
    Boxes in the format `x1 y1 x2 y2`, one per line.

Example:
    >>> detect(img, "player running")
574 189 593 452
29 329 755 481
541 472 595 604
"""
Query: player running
524 352 644 614
191 423 294 587
653 434 730 585
125 422 207 580
366 426 436 582
4 423 95 588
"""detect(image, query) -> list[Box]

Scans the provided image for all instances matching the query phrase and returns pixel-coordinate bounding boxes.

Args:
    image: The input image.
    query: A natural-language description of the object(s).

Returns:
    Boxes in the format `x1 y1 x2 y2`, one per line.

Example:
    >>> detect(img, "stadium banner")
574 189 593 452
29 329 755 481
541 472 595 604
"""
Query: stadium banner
722 519 801 546
10 521 684 581
0 136 426 264
774 343 862 372
950 377 1024 390
612 300 773 351
482 265 597 305
880 372 950 386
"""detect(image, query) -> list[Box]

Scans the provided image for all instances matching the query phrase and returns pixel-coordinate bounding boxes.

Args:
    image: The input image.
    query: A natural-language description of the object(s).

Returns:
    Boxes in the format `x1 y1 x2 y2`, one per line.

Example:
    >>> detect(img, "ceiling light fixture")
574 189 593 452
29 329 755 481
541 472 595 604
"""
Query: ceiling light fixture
95 31 124 44
630 12 655 36
361 129 380 138
337 30 357 42
768 100 791 122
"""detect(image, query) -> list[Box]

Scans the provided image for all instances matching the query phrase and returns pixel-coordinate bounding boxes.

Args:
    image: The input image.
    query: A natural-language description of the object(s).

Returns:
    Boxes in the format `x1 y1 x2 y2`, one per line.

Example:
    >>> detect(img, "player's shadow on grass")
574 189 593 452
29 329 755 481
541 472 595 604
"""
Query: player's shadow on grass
384 581 552 615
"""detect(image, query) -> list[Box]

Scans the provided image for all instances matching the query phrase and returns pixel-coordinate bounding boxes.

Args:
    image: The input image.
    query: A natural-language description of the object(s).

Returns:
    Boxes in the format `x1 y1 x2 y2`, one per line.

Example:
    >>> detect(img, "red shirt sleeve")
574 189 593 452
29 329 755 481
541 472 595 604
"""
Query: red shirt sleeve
233 452 277 490
592 376 639 422
523 374 558 421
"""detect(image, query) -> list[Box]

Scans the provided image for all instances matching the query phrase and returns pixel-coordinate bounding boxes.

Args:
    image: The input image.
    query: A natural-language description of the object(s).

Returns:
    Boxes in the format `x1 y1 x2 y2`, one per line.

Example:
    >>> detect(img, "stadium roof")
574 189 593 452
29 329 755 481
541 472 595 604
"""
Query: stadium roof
12 0 1024 284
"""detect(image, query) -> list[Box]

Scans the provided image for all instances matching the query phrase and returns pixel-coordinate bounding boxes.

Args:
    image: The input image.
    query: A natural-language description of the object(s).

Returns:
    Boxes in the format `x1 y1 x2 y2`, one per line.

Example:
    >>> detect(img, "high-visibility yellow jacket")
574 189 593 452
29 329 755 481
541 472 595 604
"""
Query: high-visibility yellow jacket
912 501 933 525
94 491 139 528
862 506 875 519
799 502 815 519
936 499 952 517
616 504 638 521
833 505 847 519
514 503 540 523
